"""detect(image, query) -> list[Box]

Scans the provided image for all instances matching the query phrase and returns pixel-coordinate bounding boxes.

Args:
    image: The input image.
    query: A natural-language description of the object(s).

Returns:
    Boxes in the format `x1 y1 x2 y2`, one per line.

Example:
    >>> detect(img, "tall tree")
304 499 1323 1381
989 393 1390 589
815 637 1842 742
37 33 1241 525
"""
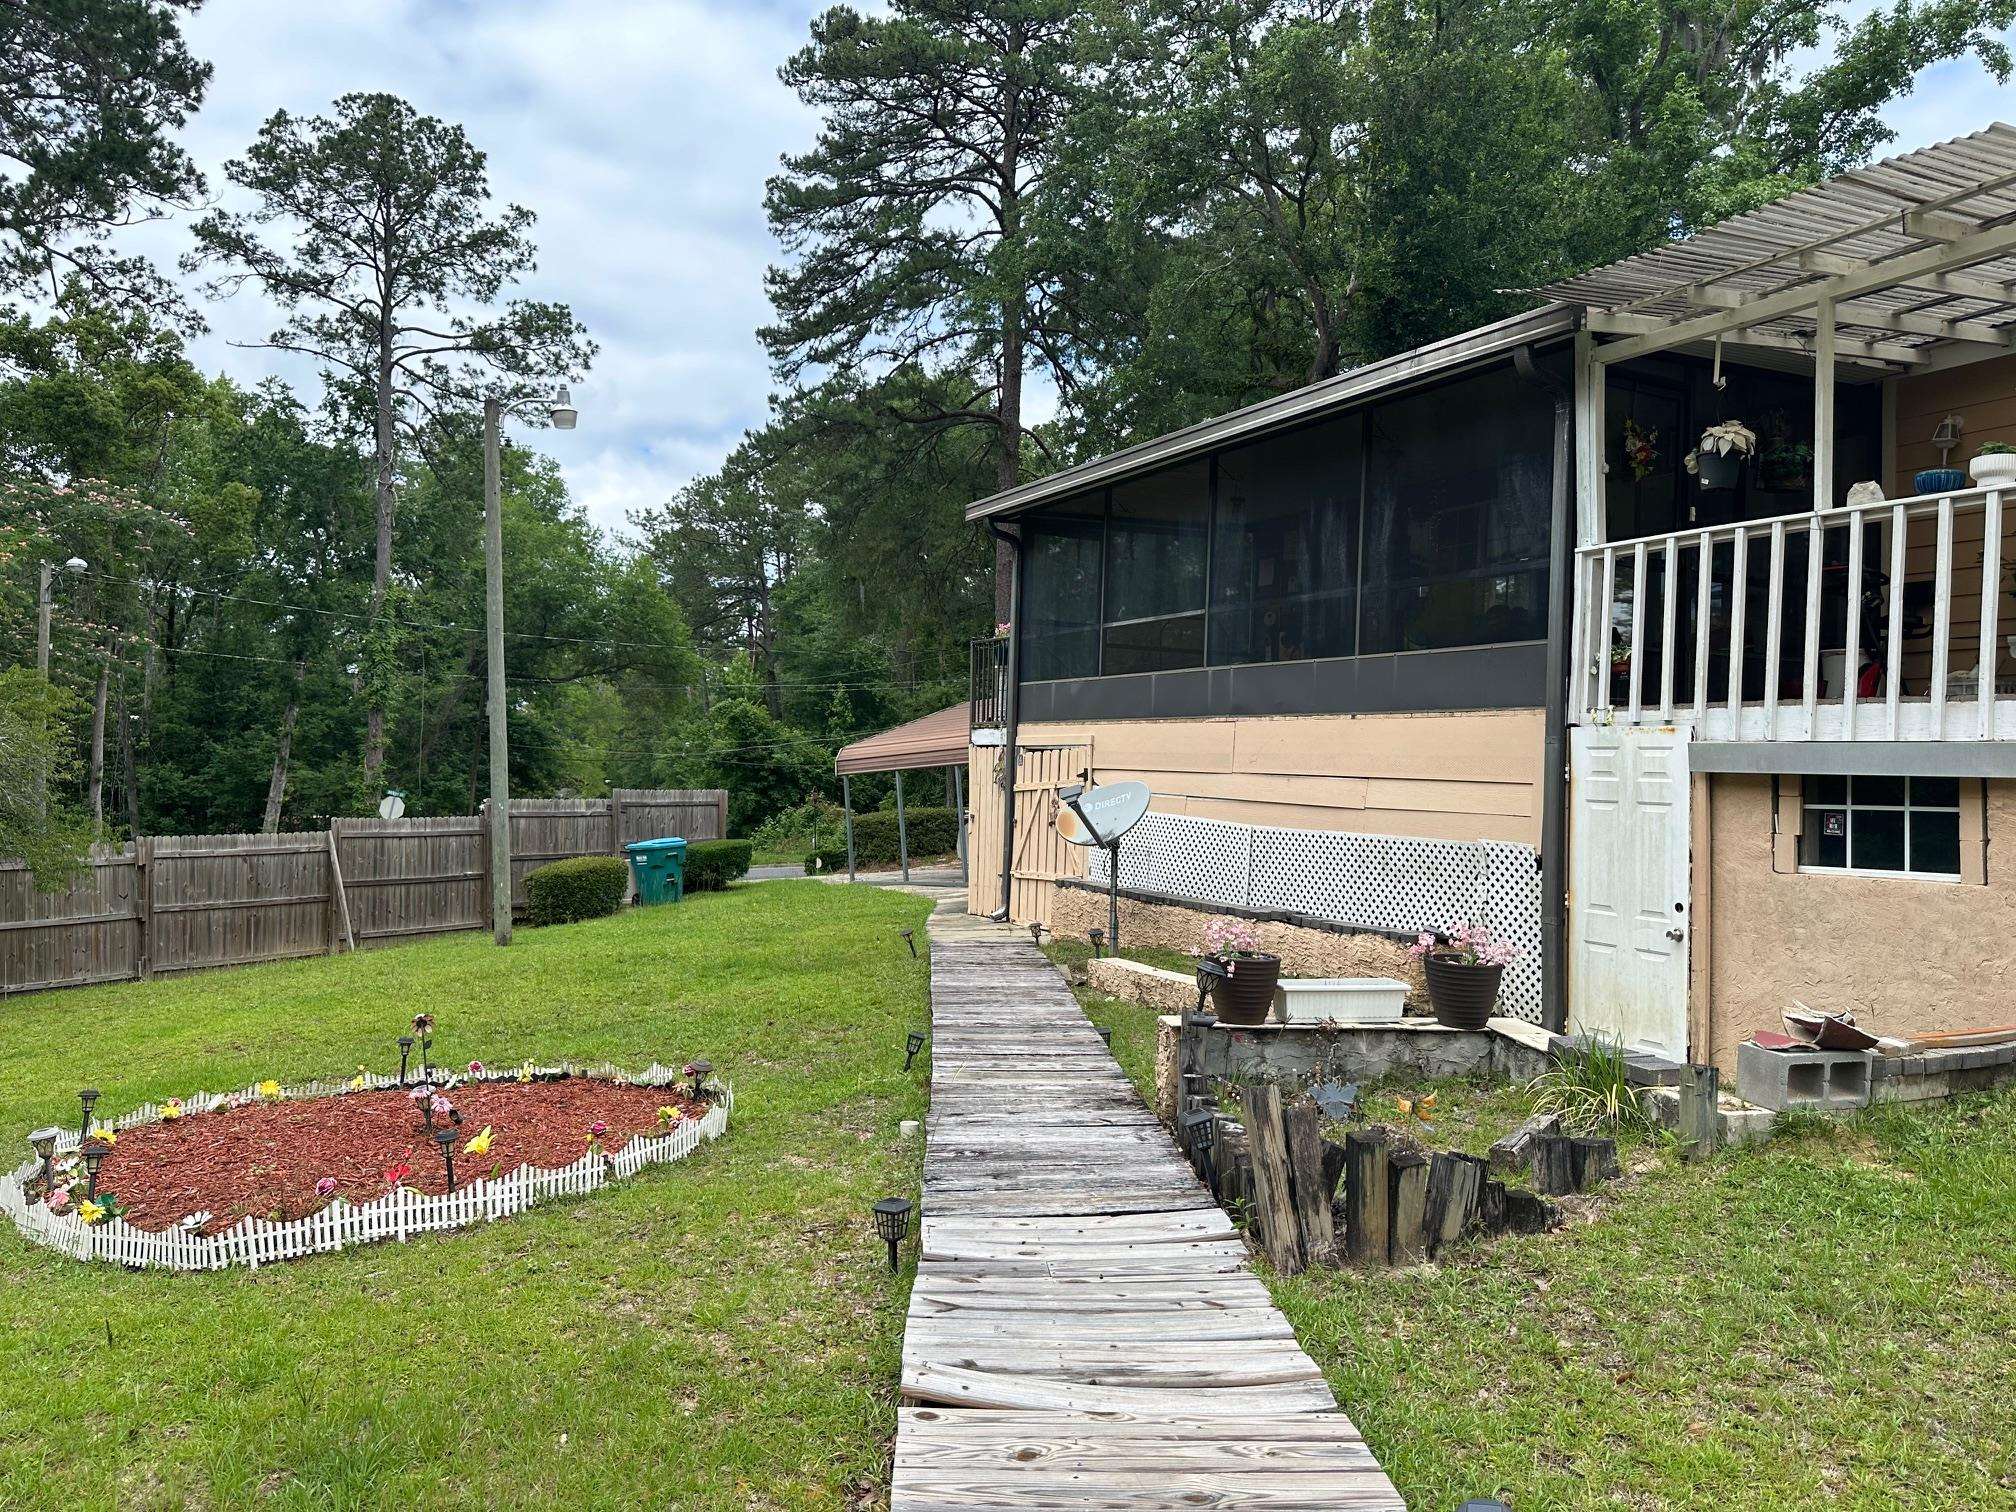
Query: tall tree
0 0 209 311
185 92 595 780
764 1 1086 613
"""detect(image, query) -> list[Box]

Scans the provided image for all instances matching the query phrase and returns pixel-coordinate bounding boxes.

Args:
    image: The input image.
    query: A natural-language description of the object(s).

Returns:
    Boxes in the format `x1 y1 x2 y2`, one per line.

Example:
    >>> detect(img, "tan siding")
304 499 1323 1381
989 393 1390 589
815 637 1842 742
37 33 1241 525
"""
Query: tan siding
1020 708 1546 848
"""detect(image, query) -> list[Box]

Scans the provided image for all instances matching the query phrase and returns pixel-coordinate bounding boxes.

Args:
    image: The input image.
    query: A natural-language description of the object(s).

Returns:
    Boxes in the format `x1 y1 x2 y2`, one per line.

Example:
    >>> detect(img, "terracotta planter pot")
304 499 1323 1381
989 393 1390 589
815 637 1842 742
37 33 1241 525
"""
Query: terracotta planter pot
1207 953 1280 1026
1422 953 1503 1030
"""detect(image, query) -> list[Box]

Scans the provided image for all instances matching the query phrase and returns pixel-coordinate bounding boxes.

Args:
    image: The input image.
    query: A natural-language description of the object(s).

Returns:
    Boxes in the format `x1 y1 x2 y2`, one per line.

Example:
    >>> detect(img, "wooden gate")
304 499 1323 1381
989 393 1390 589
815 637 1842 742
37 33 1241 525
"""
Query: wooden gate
966 742 1093 926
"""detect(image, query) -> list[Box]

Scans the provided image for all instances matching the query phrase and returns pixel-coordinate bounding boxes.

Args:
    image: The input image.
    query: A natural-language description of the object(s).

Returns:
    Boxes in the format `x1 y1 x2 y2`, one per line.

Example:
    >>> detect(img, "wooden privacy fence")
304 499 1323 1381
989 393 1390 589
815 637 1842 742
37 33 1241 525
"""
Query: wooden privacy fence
0 789 727 996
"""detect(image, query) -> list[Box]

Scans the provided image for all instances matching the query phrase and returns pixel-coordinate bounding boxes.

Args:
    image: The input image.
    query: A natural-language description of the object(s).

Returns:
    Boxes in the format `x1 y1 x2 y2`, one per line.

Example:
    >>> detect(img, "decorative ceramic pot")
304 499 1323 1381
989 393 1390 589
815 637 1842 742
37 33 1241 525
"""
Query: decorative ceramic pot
1968 452 2016 487
1207 953 1281 1026
1422 953 1504 1030
1915 467 1968 495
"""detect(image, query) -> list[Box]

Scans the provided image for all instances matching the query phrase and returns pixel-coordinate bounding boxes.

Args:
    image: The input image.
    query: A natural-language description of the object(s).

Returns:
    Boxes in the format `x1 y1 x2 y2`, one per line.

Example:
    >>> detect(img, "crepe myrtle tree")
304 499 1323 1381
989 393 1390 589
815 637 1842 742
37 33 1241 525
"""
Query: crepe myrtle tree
184 92 595 780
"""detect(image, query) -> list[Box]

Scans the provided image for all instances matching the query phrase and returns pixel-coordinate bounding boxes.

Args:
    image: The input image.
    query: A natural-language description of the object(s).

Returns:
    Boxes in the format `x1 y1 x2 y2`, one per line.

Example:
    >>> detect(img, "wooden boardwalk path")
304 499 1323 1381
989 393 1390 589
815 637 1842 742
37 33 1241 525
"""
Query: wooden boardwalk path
893 908 1404 1509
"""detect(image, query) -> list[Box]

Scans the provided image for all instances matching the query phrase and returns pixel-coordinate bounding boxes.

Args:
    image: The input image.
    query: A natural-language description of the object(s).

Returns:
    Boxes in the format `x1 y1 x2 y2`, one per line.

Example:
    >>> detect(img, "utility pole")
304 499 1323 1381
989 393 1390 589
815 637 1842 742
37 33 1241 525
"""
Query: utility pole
484 397 512 946
37 563 53 678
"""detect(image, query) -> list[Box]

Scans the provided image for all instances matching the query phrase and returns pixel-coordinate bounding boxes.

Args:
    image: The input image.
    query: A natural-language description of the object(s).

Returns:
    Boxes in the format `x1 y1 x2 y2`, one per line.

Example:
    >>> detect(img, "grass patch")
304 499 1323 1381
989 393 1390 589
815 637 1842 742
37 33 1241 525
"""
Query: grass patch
1058 972 2015 1506
0 881 931 1509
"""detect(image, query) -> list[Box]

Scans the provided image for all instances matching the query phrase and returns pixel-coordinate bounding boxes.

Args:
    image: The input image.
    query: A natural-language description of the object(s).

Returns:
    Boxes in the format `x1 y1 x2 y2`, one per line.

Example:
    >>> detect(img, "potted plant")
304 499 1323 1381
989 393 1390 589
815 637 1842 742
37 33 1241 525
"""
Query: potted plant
1198 916 1280 1026
1969 441 2016 487
1684 420 1757 491
1408 923 1520 1030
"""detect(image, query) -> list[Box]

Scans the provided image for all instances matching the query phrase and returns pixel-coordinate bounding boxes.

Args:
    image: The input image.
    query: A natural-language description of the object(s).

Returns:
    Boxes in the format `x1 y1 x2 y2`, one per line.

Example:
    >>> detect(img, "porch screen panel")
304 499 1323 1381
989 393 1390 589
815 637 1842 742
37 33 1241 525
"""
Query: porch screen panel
1211 413 1361 666
1103 460 1208 674
1021 495 1104 681
1359 366 1553 654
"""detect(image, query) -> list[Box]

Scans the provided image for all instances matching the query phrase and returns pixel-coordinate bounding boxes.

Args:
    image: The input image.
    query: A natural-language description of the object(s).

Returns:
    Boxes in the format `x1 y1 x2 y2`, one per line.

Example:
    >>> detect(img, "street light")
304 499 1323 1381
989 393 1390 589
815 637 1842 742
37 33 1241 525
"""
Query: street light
484 387 582 947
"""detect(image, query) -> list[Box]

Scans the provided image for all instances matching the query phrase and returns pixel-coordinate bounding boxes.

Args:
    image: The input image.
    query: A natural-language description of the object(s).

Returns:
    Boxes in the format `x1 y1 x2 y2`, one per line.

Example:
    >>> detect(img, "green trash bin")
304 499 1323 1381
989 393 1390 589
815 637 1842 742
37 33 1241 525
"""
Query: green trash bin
623 837 688 905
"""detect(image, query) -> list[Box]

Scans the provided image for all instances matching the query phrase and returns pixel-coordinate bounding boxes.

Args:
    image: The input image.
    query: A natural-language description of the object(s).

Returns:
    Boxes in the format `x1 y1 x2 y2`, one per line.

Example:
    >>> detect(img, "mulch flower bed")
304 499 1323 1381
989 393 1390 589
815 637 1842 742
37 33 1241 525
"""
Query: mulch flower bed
95 1077 710 1234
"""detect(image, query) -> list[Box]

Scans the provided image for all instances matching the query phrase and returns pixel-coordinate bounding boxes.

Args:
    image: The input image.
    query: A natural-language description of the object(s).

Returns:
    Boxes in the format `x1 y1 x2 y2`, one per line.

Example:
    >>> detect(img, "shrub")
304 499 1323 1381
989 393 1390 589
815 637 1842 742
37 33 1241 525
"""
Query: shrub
684 839 753 893
525 855 629 926
803 806 960 872
750 797 846 856
1528 1035 1651 1133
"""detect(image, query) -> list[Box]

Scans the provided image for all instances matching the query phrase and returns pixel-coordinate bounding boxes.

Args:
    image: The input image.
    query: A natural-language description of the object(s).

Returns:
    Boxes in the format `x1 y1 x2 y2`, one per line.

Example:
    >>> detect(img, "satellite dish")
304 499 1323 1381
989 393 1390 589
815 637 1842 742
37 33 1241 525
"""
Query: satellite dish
1056 781 1151 847
378 791 407 821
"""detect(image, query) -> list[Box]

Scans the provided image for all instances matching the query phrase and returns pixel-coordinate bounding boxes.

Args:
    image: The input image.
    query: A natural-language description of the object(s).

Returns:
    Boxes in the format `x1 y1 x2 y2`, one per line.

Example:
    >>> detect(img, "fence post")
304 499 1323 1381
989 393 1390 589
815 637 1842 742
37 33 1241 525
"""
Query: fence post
326 827 355 953
714 790 728 842
609 791 624 855
135 837 153 981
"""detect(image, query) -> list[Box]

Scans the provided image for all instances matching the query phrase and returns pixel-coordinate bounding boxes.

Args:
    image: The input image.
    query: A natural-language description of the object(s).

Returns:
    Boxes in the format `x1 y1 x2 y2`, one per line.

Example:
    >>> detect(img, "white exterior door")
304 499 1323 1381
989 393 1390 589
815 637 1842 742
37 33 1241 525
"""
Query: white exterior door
1569 725 1691 1058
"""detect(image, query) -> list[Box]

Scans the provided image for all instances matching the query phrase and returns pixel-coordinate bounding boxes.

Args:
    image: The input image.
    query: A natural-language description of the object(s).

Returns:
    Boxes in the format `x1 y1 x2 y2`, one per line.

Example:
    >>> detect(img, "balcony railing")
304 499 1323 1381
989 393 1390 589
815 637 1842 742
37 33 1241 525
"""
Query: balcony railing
1573 482 2013 742
969 635 1009 729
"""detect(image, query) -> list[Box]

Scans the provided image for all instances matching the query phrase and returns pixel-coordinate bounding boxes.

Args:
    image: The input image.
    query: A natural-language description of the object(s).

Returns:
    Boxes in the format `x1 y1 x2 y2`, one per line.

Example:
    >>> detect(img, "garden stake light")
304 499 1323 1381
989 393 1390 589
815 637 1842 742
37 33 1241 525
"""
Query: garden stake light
872 1196 913 1273
397 1036 414 1086
1088 927 1105 958
1027 922 1043 947
904 1032 925 1070
687 1059 713 1100
81 1140 110 1200
433 1127 457 1191
28 1127 60 1197
77 1088 99 1146
1096 1026 1112 1048
899 928 916 959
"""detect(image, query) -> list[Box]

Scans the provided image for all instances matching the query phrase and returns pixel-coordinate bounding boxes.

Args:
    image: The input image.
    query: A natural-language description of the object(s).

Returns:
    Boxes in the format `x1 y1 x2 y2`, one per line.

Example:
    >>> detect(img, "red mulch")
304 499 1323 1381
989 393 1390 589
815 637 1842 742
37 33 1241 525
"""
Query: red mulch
95 1078 710 1234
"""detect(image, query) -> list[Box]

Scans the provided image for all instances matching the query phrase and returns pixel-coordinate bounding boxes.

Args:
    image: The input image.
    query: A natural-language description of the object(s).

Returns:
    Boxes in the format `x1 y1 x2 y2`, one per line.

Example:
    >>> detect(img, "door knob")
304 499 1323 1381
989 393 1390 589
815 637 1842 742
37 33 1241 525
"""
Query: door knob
1666 928 1685 942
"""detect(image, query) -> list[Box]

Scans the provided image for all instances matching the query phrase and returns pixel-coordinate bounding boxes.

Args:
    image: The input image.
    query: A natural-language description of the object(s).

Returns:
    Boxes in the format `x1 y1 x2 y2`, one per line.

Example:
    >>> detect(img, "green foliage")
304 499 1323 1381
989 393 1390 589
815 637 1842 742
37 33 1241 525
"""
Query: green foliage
683 839 754 892
1977 442 2016 456
523 855 629 926
0 670 92 887
1528 1035 1653 1133
657 696 831 835
807 805 960 872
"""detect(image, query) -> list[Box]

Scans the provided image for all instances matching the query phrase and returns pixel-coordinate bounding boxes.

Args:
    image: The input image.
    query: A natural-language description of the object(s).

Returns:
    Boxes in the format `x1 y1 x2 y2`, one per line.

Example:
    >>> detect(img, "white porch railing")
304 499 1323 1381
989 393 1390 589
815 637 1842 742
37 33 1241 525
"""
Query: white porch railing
1572 483 2013 742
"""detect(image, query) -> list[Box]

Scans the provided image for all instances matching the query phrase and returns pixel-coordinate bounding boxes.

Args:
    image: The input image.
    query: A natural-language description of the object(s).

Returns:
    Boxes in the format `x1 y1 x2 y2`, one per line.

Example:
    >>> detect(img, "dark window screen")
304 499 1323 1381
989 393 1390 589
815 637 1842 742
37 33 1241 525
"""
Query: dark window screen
1020 497 1104 682
1104 461 1207 674
1212 414 1361 665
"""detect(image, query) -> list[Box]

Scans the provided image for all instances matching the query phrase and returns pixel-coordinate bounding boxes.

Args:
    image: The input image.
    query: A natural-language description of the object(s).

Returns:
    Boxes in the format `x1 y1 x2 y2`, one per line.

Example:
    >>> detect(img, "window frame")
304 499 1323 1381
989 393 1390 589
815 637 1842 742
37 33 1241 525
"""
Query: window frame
1795 774 1966 883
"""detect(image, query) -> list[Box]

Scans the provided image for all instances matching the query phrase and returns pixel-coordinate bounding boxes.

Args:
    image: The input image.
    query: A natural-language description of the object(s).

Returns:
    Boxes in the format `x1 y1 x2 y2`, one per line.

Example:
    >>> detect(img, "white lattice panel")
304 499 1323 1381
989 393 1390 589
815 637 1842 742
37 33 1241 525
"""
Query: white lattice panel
1087 812 1545 1024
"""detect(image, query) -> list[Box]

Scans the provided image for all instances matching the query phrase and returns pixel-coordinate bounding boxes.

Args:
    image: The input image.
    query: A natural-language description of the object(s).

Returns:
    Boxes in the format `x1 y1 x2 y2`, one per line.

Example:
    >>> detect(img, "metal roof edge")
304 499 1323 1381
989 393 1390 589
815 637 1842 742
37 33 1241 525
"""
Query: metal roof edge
965 303 1579 522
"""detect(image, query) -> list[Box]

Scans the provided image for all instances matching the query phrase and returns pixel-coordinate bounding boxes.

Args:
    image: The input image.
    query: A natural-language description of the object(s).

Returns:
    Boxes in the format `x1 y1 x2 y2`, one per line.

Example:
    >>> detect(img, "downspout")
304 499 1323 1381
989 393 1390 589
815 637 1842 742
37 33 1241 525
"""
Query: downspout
987 519 1025 921
1513 343 1574 1035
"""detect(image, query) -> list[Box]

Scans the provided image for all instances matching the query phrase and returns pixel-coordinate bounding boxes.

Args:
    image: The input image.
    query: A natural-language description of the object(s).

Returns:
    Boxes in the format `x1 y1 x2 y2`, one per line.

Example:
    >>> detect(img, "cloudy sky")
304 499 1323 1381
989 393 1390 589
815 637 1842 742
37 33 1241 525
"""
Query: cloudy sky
127 1 2016 538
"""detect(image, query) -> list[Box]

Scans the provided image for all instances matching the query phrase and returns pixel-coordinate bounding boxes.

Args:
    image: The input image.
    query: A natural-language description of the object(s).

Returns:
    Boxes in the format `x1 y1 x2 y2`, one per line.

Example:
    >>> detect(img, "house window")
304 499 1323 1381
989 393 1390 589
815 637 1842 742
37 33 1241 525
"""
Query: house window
1103 461 1209 675
1798 775 1962 879
1021 496 1104 681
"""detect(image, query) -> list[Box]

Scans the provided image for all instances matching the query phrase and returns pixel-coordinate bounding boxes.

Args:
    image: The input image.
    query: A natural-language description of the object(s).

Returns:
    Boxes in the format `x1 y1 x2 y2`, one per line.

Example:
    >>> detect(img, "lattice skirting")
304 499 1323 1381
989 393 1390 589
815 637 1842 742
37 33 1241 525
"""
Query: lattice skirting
3 1063 731 1270
1089 814 1545 1023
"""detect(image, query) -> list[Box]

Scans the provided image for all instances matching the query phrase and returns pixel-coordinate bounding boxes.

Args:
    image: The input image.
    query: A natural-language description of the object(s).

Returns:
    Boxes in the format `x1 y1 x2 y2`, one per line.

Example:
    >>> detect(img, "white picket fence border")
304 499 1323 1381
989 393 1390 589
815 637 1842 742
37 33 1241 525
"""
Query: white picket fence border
2 1061 733 1272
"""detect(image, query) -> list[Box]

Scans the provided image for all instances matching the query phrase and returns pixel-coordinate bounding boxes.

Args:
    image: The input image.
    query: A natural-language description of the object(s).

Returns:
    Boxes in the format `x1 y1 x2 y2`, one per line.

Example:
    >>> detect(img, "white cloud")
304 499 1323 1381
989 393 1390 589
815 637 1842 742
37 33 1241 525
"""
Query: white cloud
110 2 2016 539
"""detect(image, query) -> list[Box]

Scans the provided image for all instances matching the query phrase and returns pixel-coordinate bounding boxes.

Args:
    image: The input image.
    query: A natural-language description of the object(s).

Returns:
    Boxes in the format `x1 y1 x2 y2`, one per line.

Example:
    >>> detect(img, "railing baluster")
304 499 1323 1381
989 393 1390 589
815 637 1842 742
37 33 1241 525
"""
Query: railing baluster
1628 541 1648 722
1843 506 1863 739
1980 489 2003 740
1598 546 1616 712
1801 517 1823 738
1692 530 1713 722
1887 504 1906 739
1763 521 1786 741
1931 496 1954 739
1727 527 1749 728
1659 535 1678 720
1569 552 1589 723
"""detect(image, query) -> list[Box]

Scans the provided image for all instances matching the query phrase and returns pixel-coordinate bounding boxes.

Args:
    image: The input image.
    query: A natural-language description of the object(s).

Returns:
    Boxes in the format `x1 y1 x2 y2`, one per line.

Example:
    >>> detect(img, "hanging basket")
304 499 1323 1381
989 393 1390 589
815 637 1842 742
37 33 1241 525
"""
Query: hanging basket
1694 450 1743 490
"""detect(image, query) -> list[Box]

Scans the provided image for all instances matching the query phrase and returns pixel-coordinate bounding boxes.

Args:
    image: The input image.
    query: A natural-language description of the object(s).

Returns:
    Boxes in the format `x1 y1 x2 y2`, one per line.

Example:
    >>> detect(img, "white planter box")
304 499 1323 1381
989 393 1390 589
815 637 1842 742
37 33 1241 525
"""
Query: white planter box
1274 977 1411 1024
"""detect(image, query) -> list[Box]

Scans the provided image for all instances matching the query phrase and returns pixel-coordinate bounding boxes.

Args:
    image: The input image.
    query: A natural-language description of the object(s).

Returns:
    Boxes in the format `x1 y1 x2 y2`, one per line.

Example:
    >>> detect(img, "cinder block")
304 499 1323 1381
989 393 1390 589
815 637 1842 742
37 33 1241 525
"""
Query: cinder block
1738 1041 1873 1113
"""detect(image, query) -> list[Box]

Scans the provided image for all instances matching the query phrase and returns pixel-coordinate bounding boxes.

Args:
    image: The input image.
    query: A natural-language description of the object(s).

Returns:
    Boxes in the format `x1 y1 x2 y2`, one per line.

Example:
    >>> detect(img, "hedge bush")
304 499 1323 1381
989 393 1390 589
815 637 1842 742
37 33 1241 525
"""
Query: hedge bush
525 855 629 926
684 838 753 893
805 806 960 873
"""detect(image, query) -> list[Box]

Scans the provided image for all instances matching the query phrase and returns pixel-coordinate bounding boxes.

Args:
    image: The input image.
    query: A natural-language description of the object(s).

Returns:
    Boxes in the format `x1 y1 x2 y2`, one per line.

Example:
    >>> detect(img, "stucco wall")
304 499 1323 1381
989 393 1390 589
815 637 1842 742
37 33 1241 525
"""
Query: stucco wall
1703 773 2016 1071
1019 707 1546 847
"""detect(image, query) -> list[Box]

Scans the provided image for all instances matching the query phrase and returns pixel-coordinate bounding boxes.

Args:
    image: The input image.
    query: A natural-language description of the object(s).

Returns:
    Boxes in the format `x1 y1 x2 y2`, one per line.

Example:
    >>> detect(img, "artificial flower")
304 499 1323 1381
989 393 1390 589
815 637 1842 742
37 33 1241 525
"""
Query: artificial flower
76 1199 105 1225
467 1060 484 1076
88 1125 116 1146
383 1161 412 1188
160 1100 183 1121
315 1177 338 1199
429 1094 453 1118
463 1127 493 1157
681 1062 699 1079
44 1187 69 1213
516 1064 534 1084
656 1106 679 1128
412 1013 435 1035
258 1079 282 1101
407 1083 432 1101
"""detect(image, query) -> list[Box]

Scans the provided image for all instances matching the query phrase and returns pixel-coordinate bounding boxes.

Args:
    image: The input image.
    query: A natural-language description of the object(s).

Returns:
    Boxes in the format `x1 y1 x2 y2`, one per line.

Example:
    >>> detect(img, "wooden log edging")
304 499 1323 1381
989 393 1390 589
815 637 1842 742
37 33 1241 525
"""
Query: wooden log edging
1 1063 732 1272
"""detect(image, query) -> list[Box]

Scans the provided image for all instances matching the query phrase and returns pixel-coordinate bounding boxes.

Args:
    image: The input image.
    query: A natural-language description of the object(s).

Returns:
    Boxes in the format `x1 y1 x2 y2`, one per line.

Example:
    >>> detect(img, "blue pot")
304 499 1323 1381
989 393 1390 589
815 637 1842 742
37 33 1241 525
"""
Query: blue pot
1915 467 1968 495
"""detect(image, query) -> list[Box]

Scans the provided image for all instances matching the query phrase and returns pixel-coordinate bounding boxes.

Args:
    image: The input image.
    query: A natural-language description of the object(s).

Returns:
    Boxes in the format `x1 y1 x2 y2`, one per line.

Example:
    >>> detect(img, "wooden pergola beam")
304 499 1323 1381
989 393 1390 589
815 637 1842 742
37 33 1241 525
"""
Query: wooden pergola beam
1586 311 1926 367
1683 286 2013 346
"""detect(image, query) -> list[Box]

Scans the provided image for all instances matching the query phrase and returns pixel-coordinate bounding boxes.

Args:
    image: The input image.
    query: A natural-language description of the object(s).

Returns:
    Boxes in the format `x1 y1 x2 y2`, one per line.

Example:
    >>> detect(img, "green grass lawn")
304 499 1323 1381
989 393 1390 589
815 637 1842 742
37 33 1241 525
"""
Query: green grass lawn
0 881 932 1510
1071 988 2016 1509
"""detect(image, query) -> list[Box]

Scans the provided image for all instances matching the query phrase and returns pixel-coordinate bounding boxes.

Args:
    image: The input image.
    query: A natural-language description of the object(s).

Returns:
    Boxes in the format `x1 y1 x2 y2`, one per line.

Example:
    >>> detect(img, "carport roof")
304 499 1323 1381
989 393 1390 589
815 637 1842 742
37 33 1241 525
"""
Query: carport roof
833 703 970 776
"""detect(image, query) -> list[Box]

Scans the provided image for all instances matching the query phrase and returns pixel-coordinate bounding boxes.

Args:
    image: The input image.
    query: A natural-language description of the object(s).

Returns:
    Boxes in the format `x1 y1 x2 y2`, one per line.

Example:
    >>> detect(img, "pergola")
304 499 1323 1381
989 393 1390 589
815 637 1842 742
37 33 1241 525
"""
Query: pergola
1543 122 2016 534
831 703 970 884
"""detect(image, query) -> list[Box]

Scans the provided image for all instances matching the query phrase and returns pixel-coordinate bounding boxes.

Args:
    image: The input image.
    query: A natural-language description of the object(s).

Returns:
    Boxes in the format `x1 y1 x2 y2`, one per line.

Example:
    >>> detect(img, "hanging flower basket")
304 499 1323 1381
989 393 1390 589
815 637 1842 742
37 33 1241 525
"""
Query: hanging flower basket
1685 420 1757 492
1197 916 1281 1026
